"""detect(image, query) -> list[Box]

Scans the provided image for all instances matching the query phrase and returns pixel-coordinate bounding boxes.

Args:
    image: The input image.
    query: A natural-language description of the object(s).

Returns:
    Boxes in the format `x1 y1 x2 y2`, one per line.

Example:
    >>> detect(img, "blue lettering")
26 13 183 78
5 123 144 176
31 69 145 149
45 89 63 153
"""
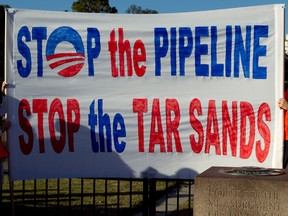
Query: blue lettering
179 27 193 76
234 26 251 78
195 26 209 76
113 114 126 153
154 28 168 76
98 99 112 152
88 99 126 153
225 26 232 77
16 24 269 80
17 26 32 78
170 28 177 76
154 25 268 79
253 25 268 79
211 26 224 77
32 27 47 77
88 100 99 152
87 28 101 76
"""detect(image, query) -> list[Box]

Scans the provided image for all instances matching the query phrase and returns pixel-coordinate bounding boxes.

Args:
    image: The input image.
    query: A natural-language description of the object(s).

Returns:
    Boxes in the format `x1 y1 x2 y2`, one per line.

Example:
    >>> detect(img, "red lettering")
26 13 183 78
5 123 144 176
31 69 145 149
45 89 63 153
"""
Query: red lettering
132 98 148 152
132 98 271 162
205 100 221 155
108 29 118 77
240 101 255 159
133 40 146 77
118 28 132 76
166 98 182 152
189 99 270 161
49 98 66 153
18 99 33 155
18 98 80 155
32 99 48 153
149 99 165 152
256 103 271 162
108 28 146 77
67 99 80 152
189 98 204 153
222 101 237 156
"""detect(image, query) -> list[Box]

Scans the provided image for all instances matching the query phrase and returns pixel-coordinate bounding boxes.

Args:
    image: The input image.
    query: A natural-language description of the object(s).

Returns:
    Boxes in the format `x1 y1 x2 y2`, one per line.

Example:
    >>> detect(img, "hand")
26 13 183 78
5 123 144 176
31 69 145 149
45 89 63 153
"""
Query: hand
278 98 288 110
1 81 7 96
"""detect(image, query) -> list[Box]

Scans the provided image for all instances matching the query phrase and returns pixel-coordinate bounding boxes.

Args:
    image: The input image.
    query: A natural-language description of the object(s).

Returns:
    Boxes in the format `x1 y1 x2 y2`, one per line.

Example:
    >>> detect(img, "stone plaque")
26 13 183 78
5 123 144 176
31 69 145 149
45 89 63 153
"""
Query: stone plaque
194 166 288 216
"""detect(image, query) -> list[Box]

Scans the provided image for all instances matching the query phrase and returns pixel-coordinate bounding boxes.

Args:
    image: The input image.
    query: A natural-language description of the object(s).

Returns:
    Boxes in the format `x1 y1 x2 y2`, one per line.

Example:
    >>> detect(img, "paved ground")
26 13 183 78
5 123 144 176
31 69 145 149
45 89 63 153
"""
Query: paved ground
134 182 194 216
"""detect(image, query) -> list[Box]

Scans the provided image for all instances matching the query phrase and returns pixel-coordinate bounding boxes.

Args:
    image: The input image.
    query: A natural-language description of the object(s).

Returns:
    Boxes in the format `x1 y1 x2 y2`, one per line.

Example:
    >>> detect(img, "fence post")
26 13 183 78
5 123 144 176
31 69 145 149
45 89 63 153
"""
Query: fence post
143 178 149 216
143 178 156 216
0 184 2 206
9 180 15 216
148 179 156 216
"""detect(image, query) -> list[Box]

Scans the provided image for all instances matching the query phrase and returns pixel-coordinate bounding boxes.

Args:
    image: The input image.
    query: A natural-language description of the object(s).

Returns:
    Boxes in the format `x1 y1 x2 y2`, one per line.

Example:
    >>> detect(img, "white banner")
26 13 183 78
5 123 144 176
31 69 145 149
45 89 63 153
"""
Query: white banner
5 4 285 180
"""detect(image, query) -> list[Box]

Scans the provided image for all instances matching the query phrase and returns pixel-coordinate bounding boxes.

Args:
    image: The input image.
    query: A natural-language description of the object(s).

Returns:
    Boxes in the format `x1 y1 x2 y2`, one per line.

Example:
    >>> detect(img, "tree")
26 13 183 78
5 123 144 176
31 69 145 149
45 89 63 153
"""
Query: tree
72 0 117 13
126 4 158 14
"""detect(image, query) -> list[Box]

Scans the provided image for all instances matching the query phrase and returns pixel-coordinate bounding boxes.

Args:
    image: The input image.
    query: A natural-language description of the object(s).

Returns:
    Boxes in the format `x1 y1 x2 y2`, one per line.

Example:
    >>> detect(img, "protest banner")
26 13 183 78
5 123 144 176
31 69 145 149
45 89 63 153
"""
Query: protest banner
5 4 285 180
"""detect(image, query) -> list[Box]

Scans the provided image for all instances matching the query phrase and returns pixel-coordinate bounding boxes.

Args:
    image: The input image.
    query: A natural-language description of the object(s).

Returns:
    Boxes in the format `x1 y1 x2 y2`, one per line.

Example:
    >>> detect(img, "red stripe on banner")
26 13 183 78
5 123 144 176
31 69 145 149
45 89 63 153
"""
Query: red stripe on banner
57 63 85 77
46 53 85 61
49 57 85 69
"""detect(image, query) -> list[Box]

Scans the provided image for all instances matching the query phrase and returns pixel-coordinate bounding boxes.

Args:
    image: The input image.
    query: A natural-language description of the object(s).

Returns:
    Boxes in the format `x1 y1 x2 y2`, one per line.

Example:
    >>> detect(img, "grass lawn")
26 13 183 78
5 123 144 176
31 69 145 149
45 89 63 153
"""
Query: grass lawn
1 174 182 215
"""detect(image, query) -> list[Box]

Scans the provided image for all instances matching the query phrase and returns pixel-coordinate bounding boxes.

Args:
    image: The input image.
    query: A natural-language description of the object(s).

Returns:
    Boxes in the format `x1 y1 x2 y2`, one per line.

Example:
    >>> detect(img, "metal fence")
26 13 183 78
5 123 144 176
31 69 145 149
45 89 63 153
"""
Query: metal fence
0 171 194 216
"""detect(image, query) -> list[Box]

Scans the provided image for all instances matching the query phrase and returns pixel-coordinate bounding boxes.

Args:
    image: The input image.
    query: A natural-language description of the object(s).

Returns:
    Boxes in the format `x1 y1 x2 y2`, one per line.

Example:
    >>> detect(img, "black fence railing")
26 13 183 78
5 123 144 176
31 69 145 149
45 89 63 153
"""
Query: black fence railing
0 172 194 216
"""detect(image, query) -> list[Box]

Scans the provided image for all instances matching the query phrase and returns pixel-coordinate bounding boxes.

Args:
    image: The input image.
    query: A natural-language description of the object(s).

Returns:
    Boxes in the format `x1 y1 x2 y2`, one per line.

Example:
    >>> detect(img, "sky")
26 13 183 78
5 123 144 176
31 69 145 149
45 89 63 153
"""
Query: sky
0 0 288 31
